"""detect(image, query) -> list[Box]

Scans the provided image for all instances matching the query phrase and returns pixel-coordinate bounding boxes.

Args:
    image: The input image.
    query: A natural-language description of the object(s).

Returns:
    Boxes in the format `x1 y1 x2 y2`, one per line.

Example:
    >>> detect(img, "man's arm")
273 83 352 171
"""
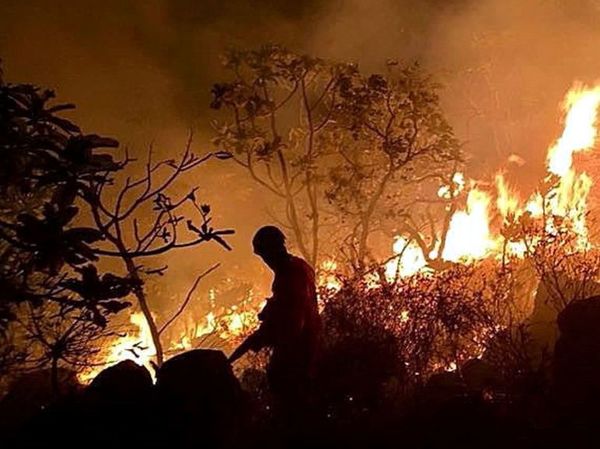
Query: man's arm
229 298 278 363
228 331 263 363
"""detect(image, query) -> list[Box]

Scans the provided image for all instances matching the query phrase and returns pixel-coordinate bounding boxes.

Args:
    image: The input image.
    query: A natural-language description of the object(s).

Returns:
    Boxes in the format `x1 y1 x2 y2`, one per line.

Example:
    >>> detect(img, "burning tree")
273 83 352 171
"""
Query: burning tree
327 62 462 271
314 80 600 408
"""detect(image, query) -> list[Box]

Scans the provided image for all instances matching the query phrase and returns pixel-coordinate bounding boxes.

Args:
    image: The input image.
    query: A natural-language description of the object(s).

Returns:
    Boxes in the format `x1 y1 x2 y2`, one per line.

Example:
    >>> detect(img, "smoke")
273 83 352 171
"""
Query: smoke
4 1 600 172
307 0 600 181
3 0 600 310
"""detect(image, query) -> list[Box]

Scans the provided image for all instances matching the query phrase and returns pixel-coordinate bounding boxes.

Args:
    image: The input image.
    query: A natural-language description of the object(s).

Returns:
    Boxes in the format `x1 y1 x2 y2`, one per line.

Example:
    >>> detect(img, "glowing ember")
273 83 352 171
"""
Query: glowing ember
399 310 410 322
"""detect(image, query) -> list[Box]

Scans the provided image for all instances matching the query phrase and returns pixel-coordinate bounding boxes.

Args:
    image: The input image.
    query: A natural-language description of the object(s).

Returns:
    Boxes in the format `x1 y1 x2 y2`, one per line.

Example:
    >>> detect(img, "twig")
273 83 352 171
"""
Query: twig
158 264 220 335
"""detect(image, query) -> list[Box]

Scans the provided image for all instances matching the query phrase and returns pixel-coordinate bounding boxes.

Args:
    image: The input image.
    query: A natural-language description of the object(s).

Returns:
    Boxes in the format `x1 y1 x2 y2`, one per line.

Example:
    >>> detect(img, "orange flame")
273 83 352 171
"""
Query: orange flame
387 82 600 275
547 84 600 177
78 312 156 384
442 187 494 262
385 236 428 279
319 259 343 293
495 173 520 220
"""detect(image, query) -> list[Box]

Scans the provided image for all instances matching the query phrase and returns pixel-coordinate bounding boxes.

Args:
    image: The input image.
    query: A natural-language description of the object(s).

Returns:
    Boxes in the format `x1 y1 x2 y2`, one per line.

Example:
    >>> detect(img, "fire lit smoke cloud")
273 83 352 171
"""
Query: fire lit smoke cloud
3 1 600 167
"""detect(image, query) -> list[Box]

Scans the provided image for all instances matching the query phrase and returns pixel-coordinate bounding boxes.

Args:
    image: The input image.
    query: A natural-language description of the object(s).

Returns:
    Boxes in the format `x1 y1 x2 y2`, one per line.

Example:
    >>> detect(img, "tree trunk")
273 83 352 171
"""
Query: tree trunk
357 217 371 272
50 357 59 398
124 258 164 366
307 180 319 269
356 170 394 271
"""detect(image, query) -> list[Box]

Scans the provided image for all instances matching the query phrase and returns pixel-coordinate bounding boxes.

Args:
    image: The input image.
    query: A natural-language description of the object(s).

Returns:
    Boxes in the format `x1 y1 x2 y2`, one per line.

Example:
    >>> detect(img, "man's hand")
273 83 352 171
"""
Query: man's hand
228 342 249 364
257 297 274 321
228 332 261 364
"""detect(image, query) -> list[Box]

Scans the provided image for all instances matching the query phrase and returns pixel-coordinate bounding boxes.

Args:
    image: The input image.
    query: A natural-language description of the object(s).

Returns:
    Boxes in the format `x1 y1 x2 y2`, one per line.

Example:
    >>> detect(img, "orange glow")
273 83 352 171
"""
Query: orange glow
78 312 156 384
387 82 600 276
547 84 600 177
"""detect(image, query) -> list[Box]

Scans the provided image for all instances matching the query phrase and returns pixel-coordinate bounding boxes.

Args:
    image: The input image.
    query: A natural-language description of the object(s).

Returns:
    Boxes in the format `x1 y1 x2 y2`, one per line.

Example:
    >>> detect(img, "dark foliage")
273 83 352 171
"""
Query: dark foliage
0 72 135 384
0 67 234 382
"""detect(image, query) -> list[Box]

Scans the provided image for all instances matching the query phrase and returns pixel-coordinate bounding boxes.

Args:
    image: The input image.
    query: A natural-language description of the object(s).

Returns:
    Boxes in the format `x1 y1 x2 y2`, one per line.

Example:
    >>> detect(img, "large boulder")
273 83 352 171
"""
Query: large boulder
88 359 153 403
53 361 156 448
155 349 246 448
528 276 600 364
10 362 157 448
556 295 600 337
553 295 600 412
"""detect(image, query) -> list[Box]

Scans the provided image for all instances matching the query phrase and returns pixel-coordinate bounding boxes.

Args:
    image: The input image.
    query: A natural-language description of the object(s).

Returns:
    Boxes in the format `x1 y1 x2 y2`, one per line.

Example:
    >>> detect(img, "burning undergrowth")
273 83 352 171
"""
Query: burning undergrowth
316 82 600 384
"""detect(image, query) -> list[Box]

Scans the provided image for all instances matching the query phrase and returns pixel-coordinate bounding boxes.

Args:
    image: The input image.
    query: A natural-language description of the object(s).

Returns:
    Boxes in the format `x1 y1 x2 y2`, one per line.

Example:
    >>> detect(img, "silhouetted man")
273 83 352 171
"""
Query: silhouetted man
229 226 321 403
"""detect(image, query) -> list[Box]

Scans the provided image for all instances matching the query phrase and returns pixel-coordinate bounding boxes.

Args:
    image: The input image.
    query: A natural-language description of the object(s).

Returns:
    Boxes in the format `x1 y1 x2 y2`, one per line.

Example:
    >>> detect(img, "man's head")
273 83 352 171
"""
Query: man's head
253 225 287 270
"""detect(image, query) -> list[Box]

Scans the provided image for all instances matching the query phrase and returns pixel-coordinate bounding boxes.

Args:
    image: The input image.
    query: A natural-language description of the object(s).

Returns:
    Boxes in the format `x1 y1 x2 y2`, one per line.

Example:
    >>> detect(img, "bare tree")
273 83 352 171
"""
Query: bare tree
80 139 234 366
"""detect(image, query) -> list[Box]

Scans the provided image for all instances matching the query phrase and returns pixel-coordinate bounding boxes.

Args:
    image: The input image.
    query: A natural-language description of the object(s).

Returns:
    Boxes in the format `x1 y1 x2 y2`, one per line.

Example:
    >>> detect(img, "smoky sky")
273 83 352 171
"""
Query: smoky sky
2 0 600 161
0 0 475 144
3 0 600 305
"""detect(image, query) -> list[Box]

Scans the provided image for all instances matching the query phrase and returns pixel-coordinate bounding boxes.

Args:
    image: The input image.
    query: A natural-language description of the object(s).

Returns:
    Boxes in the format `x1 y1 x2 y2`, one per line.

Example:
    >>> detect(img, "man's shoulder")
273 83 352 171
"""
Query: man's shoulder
288 255 315 275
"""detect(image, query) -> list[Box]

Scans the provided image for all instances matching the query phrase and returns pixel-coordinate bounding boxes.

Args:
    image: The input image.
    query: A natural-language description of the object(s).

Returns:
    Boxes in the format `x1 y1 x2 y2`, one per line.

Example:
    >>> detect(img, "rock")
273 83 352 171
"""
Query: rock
528 276 600 363
462 358 501 392
43 361 157 448
556 294 600 337
87 359 153 403
155 349 246 448
554 295 600 413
